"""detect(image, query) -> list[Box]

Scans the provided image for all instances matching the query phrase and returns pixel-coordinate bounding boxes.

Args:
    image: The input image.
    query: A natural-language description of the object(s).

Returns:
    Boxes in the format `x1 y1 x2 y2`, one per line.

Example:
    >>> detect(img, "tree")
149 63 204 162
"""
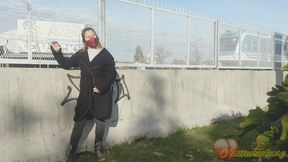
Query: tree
190 41 202 65
134 45 146 63
154 47 170 64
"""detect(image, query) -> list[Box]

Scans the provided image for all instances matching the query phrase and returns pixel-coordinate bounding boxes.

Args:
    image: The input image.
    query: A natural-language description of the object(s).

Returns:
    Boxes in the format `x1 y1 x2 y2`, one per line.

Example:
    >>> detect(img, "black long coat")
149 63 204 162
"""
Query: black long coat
51 47 117 122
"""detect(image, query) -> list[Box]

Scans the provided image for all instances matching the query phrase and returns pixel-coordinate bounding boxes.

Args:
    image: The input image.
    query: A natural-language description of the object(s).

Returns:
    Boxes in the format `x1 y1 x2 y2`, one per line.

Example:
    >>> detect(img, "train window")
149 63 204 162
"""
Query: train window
284 37 288 55
241 35 258 53
275 40 282 55
220 37 239 51
260 38 271 53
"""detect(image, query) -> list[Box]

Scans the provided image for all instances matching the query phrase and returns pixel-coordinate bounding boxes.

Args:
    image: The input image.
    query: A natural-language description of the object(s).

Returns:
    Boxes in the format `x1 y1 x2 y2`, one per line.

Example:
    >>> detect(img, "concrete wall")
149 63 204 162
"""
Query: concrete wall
0 68 280 162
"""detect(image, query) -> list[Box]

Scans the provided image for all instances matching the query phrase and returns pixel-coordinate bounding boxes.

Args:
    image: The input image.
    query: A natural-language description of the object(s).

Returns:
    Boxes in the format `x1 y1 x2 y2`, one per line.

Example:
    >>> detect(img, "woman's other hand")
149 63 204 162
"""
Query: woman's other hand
93 87 100 94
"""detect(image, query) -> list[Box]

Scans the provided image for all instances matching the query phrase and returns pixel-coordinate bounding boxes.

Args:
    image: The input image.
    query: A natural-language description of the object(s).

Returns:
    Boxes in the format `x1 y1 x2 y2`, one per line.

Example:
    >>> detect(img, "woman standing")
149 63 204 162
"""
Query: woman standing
50 27 116 162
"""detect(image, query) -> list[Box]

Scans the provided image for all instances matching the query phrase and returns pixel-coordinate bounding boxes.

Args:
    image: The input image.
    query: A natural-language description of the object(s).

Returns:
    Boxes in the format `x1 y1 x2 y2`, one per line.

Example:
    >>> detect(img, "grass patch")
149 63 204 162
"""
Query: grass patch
75 117 263 162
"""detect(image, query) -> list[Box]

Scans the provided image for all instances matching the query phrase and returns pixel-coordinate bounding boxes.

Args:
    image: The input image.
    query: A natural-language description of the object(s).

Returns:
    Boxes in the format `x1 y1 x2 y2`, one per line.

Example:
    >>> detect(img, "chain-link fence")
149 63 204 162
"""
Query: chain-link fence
0 0 97 65
0 0 287 69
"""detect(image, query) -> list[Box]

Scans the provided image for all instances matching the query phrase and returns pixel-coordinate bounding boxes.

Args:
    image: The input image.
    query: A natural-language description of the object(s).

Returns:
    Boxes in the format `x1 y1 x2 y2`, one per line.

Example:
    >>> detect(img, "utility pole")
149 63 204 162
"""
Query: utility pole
26 0 32 63
98 0 106 47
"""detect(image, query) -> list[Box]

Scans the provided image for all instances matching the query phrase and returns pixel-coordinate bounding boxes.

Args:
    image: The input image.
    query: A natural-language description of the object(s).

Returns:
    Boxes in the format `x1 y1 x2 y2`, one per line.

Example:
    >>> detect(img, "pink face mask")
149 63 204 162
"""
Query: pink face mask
85 38 99 48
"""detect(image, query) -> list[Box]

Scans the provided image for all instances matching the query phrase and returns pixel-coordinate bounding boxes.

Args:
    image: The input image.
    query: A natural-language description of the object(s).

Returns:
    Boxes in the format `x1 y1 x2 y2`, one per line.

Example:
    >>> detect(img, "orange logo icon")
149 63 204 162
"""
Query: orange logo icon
213 138 239 161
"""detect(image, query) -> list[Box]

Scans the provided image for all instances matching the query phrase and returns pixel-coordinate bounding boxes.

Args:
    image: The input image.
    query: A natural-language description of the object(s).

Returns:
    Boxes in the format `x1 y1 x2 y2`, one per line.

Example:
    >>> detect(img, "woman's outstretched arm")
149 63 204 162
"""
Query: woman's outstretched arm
50 41 79 69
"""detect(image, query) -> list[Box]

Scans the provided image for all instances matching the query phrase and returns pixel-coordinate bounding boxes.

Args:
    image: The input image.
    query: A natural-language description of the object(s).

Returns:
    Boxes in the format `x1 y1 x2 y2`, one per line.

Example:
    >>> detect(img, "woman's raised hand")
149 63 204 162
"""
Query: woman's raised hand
50 41 61 53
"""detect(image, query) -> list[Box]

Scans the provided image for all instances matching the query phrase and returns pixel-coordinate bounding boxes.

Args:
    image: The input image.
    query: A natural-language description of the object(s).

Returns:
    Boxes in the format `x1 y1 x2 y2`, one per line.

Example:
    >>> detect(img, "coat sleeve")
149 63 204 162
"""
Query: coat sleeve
51 46 79 69
93 64 117 94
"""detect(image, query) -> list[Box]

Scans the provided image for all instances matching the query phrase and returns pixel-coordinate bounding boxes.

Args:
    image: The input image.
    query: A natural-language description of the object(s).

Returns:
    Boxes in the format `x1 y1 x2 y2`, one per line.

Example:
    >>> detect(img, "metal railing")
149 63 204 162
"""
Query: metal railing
0 0 287 69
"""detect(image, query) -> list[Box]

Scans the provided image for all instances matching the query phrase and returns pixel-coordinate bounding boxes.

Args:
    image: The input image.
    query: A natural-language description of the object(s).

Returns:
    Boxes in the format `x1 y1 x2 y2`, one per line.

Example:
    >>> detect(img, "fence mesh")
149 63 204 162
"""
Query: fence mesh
0 0 287 69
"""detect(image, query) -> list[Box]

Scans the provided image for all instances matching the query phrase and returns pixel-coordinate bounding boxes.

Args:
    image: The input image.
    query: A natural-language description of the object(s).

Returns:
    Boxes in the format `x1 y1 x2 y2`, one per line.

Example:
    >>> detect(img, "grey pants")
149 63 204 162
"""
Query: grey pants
68 118 105 155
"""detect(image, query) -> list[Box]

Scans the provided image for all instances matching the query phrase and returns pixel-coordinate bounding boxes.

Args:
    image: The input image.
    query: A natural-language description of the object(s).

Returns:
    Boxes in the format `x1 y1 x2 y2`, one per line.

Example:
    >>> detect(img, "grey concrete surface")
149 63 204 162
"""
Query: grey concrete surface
0 68 279 161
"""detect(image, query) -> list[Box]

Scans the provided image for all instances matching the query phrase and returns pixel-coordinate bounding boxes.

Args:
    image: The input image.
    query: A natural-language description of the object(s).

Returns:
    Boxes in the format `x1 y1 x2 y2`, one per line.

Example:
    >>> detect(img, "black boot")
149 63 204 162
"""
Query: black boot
65 155 76 162
64 144 76 162
94 142 106 161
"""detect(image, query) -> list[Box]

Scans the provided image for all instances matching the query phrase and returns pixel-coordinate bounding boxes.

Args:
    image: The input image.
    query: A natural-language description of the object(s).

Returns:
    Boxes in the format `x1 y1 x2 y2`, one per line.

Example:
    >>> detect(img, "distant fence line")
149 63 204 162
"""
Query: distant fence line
0 0 287 69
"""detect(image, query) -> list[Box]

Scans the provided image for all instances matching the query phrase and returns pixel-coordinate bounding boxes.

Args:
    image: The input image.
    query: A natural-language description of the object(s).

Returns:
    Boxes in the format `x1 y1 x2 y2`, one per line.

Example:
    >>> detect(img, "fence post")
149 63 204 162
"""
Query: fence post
215 20 219 69
239 28 243 67
150 7 154 65
186 16 191 67
257 31 260 67
272 34 275 69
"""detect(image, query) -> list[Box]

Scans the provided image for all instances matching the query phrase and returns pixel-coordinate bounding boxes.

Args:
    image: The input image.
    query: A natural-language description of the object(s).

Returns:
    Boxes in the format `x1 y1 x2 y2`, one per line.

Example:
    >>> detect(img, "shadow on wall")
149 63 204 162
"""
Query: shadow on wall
2 94 72 162
129 72 182 139
2 103 39 138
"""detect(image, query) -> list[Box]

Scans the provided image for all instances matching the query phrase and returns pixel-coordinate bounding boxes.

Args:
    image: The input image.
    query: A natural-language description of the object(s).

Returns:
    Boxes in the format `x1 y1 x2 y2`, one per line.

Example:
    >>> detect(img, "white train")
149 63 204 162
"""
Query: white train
218 30 288 68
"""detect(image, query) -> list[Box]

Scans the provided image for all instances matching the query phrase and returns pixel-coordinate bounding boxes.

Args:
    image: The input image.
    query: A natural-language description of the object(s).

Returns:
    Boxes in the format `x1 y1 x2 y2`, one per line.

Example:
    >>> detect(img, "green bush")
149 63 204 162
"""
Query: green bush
239 73 288 151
